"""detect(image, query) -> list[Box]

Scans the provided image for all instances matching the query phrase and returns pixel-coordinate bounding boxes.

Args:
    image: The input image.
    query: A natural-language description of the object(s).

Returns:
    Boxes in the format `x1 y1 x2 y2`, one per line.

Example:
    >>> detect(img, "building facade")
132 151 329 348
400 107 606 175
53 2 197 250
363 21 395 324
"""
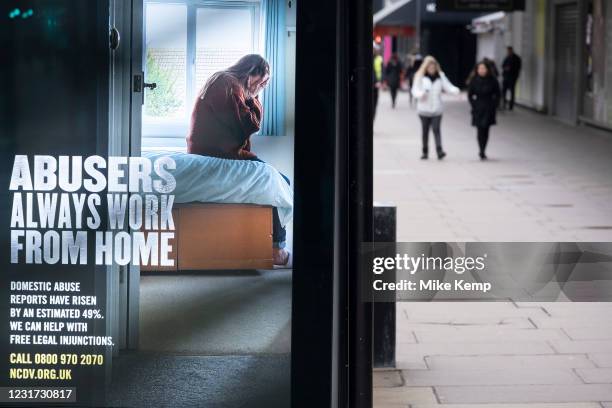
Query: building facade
472 0 612 131
374 0 480 87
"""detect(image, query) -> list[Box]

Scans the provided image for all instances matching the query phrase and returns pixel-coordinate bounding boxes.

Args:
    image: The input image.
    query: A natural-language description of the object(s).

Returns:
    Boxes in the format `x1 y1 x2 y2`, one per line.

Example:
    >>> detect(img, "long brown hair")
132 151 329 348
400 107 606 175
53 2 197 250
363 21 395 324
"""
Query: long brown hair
199 54 270 98
466 60 494 86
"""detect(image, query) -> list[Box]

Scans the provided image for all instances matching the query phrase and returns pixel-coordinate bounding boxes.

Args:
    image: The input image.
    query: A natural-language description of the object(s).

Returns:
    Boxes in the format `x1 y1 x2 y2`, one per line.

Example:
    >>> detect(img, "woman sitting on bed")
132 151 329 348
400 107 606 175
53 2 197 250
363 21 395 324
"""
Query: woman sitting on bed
187 54 290 266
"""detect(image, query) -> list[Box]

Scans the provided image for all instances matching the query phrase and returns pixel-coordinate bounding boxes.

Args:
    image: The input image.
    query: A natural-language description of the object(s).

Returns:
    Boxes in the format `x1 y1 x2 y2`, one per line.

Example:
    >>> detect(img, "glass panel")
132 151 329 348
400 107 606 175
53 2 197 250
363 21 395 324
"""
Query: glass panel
133 3 297 406
195 7 253 94
144 4 187 127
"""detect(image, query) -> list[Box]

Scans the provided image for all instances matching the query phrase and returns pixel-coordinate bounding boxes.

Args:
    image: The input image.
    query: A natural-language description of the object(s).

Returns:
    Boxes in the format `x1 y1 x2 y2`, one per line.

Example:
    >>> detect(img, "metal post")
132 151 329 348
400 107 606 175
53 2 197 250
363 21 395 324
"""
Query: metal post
373 206 396 368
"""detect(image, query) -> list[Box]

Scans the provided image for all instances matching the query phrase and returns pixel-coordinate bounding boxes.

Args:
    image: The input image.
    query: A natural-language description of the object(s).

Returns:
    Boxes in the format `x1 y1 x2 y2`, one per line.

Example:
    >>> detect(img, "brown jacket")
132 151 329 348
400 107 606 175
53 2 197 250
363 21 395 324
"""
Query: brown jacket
187 73 262 159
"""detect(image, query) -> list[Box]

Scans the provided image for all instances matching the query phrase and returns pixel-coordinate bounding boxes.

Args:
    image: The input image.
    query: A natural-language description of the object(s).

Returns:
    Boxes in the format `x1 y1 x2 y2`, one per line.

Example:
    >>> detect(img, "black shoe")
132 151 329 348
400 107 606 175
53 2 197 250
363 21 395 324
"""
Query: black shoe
437 151 446 160
421 153 428 160
479 152 487 160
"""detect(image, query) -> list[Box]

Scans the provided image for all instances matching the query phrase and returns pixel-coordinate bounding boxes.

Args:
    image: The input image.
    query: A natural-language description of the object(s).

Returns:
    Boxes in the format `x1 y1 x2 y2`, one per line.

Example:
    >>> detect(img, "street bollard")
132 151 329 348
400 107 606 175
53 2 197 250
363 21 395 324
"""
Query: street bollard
373 205 396 368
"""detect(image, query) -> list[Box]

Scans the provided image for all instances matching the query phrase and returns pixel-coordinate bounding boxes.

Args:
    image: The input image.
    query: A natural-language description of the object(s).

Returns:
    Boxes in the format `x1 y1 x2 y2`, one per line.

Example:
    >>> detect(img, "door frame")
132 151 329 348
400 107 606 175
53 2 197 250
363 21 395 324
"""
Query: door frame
292 0 373 406
108 0 144 352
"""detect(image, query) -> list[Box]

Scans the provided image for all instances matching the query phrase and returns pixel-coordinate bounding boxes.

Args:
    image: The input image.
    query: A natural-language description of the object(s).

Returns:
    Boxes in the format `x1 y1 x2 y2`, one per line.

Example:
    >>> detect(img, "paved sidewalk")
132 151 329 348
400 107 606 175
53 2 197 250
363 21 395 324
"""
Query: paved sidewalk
373 90 612 407
374 91 612 242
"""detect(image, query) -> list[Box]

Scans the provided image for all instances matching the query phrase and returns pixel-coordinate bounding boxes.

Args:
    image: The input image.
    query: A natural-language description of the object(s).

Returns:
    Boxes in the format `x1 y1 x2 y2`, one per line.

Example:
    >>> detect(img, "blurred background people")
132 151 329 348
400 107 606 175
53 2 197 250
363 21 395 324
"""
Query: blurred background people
468 60 501 160
384 53 403 108
501 46 522 110
406 51 424 107
484 57 499 79
411 56 460 160
373 50 382 121
466 57 499 87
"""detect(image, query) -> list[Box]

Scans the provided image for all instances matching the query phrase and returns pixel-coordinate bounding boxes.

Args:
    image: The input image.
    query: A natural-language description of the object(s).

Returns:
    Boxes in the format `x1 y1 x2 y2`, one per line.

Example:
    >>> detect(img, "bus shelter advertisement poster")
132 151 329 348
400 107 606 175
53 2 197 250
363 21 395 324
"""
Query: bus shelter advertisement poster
1 155 176 405
1 0 300 404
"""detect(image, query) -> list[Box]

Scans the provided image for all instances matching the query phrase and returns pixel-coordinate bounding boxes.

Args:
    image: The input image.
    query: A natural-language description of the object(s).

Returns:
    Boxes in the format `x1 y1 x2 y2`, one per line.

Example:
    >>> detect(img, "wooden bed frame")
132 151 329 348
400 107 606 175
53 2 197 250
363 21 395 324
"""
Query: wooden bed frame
141 203 274 271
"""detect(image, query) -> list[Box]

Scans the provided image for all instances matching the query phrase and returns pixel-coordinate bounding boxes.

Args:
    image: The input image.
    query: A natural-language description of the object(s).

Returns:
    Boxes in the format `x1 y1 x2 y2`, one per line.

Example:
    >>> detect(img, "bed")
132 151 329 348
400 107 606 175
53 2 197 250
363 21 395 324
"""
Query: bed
140 152 293 271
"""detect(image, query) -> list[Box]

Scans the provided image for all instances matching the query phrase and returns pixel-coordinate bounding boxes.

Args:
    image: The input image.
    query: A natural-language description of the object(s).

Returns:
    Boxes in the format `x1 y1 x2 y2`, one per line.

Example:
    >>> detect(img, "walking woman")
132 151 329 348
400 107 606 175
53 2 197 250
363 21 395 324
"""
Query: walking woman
468 60 501 160
411 56 460 160
384 53 403 108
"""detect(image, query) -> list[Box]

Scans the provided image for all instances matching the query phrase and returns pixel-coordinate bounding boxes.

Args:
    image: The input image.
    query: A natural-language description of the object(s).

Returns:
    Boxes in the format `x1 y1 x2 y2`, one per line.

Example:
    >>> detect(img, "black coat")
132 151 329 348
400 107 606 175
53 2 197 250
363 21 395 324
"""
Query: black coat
385 61 403 89
468 75 500 128
502 53 522 82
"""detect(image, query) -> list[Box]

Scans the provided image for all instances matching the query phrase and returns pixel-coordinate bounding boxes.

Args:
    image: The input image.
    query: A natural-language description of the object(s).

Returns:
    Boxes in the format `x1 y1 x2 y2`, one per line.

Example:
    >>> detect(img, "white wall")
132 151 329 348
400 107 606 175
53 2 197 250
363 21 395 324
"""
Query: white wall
285 0 297 136
509 1 547 112
607 1 612 124
476 30 505 66
474 4 548 112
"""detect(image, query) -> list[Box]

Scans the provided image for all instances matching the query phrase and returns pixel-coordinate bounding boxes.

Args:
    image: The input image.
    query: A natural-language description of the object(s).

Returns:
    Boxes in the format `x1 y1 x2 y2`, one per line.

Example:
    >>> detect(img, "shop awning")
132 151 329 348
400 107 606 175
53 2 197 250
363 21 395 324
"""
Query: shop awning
373 25 416 38
374 0 484 28
373 0 417 26
470 11 506 33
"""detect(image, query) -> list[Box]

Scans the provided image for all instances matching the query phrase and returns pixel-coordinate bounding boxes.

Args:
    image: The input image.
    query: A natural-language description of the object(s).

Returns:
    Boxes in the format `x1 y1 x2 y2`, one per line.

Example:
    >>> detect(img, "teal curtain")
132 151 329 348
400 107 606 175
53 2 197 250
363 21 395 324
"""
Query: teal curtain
261 0 286 136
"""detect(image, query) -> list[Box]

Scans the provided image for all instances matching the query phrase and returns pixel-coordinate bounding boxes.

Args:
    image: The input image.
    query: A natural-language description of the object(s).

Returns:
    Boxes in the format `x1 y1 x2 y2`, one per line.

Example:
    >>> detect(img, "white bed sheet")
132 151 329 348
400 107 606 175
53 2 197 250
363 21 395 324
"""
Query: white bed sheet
143 152 293 226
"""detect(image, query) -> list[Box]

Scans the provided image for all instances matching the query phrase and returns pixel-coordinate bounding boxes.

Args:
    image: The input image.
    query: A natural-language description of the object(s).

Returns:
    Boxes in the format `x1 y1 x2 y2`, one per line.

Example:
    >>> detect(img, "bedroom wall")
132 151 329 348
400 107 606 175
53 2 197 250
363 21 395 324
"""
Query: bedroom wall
285 0 297 136
252 0 296 183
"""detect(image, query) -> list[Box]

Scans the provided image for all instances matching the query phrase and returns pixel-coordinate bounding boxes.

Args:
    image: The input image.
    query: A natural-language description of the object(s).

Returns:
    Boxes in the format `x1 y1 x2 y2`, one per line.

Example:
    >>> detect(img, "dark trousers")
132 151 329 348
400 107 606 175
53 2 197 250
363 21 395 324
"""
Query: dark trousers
389 86 399 108
502 78 517 110
477 126 490 154
250 158 289 248
408 78 415 106
419 115 443 154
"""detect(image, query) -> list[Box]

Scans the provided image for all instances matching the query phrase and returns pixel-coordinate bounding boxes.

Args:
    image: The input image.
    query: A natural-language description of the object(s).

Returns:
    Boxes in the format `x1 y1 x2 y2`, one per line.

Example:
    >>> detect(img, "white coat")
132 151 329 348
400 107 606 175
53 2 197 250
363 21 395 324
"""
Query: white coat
411 73 460 116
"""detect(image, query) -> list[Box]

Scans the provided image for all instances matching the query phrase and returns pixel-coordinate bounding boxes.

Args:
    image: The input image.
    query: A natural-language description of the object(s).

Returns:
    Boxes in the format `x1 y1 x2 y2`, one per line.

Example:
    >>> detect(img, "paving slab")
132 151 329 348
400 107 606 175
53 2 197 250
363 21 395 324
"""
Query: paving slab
575 368 612 384
435 384 612 404
550 340 612 354
409 404 600 408
588 353 612 368
402 368 581 386
412 327 568 343
374 369 404 388
373 386 437 407
424 354 595 371
396 341 555 358
564 326 612 340
529 316 612 329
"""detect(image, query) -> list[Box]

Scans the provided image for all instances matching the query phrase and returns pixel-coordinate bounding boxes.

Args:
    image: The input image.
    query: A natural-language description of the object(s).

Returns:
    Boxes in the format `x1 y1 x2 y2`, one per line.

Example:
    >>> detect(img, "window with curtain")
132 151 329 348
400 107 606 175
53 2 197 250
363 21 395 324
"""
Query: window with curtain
142 1 260 148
